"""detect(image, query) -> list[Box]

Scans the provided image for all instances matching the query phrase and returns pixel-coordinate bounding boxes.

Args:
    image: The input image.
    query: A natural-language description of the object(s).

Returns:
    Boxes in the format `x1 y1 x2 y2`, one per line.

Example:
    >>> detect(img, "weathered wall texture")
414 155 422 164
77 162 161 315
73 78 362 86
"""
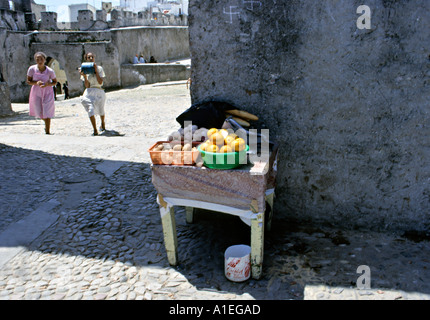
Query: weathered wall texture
1 29 31 102
0 82 12 116
1 26 189 102
111 27 190 65
121 63 190 87
52 10 188 31
189 0 430 232
0 9 27 30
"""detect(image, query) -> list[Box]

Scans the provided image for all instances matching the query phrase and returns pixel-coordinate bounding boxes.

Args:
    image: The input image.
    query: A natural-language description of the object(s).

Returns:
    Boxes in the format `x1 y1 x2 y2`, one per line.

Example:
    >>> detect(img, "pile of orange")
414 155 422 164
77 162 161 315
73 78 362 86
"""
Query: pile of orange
199 129 247 153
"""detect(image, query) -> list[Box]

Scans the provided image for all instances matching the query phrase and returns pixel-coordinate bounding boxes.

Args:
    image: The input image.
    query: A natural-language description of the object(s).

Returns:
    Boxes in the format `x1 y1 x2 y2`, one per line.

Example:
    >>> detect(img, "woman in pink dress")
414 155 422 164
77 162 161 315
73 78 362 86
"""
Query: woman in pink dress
26 52 57 135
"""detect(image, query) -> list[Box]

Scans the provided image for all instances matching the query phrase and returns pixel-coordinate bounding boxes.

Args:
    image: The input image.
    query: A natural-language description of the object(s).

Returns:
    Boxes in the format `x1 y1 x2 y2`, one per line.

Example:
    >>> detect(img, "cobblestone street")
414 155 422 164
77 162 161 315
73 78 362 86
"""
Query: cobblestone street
0 82 429 300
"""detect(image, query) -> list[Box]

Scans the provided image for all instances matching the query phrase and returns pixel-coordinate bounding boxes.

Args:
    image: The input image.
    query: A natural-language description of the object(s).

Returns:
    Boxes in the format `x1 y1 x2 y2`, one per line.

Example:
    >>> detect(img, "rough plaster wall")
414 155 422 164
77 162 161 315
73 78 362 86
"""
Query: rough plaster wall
1 30 32 102
111 27 190 64
0 10 27 30
13 0 32 12
189 0 430 232
82 42 120 90
0 83 12 116
0 30 6 80
4 27 189 102
0 32 11 115
31 31 111 43
121 63 189 87
31 41 120 98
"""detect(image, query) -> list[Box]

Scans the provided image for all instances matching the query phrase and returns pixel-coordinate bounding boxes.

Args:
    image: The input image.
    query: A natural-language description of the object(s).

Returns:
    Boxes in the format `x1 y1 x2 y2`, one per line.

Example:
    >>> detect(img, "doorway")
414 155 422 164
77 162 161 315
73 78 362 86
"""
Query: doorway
46 57 68 100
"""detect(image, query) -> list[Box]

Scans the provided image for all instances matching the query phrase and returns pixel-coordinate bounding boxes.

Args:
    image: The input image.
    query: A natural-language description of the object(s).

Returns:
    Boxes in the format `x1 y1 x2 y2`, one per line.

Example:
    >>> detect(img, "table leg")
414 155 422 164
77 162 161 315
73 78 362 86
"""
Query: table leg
185 207 194 224
158 195 178 266
250 213 264 280
265 192 275 232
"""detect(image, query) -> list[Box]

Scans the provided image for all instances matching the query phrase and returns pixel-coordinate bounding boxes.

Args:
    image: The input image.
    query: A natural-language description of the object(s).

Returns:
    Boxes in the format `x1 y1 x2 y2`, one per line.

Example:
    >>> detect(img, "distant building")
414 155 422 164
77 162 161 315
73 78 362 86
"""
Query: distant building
119 0 188 15
102 2 113 13
0 0 187 31
119 0 151 12
0 0 32 12
30 0 46 21
0 0 33 30
158 1 189 16
69 3 96 22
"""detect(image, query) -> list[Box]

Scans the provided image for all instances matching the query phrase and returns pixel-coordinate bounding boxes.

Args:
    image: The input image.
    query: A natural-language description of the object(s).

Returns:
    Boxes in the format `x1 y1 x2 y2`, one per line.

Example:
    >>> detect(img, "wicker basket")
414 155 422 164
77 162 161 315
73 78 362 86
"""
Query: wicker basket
148 141 201 166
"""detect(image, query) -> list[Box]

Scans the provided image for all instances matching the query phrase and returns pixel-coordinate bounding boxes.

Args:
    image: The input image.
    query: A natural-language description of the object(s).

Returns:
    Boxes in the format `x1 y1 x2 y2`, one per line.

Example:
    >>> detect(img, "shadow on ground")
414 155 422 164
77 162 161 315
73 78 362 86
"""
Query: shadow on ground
0 111 70 125
99 129 125 137
1 143 430 300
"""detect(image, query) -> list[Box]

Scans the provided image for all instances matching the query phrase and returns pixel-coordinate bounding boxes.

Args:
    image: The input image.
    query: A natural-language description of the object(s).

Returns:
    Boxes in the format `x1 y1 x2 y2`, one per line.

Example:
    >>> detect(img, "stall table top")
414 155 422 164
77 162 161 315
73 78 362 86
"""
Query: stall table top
151 146 278 279
151 148 277 213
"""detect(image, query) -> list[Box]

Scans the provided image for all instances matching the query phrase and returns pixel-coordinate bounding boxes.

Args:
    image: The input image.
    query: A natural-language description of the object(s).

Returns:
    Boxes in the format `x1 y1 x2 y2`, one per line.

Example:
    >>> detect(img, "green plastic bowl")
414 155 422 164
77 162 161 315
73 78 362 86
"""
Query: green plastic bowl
198 144 249 170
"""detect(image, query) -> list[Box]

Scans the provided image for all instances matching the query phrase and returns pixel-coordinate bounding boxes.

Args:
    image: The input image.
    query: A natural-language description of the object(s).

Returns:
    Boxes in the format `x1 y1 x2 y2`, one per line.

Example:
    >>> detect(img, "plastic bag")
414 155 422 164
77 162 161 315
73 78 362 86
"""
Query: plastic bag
176 100 238 129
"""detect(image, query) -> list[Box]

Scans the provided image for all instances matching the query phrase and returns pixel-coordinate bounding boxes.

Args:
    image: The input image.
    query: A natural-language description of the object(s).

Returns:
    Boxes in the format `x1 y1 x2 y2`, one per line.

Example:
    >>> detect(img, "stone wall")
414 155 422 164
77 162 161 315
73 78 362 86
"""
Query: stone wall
1 26 189 102
0 0 8 9
39 9 188 31
121 63 190 87
0 29 31 101
111 27 190 65
0 40 12 116
11 0 32 12
0 82 13 116
29 41 119 101
0 9 27 30
39 12 58 31
188 0 430 232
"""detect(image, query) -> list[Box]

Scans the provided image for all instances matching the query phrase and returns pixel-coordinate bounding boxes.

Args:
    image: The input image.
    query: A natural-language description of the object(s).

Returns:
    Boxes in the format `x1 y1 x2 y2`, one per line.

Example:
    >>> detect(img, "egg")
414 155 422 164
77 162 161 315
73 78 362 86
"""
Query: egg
155 144 164 151
183 143 192 151
173 144 183 152
161 150 173 164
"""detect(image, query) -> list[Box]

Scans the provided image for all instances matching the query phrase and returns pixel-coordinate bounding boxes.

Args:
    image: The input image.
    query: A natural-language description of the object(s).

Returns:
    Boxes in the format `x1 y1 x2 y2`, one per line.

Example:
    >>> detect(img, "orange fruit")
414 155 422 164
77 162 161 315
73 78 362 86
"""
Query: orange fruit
199 142 209 151
210 132 225 146
207 128 218 138
235 137 246 144
227 133 238 140
224 135 236 146
220 145 233 153
206 144 219 153
231 138 246 152
219 129 229 138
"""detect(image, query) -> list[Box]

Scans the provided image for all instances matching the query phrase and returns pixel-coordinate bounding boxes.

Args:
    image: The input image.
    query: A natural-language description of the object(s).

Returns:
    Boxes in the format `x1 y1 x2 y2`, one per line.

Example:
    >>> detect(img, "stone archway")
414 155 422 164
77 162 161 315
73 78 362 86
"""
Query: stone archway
46 57 68 99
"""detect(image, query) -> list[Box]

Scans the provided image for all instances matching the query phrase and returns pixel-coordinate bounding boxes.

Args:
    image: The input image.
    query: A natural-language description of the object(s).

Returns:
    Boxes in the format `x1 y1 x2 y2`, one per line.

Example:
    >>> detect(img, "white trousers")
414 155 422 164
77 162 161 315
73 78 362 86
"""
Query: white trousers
81 88 106 117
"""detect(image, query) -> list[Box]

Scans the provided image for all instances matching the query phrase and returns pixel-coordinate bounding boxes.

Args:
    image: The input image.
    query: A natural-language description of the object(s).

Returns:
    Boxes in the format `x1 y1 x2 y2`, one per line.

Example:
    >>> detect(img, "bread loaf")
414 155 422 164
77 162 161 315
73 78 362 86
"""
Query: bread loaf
225 109 259 121
231 117 251 127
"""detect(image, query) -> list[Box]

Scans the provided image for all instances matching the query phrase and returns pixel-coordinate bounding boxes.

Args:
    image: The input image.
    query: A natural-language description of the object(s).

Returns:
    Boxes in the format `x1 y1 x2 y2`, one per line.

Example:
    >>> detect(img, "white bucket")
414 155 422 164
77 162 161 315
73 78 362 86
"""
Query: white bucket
224 245 251 282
